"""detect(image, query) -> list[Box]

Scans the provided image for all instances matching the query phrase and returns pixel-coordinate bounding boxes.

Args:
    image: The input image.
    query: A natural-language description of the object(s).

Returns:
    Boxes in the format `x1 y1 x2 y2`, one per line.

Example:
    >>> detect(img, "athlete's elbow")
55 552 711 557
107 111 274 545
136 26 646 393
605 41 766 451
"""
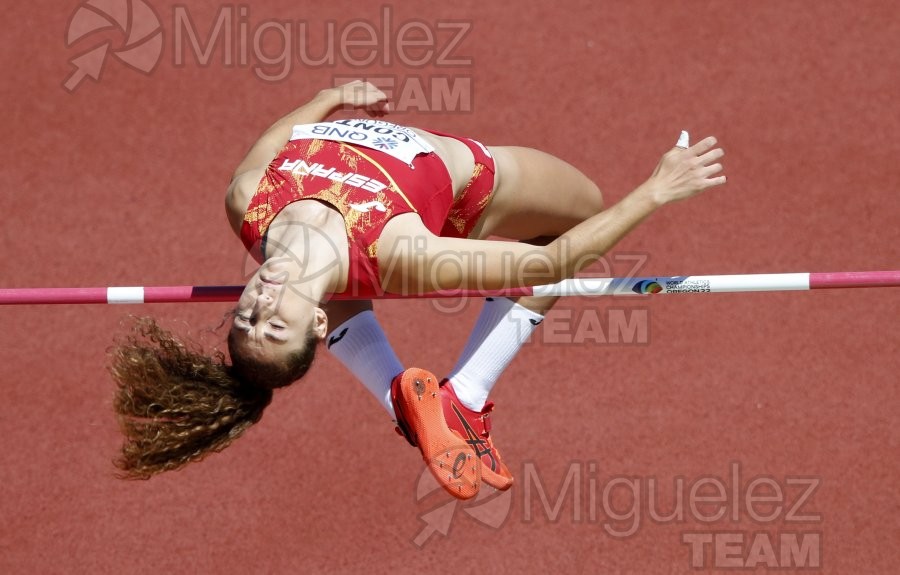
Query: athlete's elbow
516 247 564 287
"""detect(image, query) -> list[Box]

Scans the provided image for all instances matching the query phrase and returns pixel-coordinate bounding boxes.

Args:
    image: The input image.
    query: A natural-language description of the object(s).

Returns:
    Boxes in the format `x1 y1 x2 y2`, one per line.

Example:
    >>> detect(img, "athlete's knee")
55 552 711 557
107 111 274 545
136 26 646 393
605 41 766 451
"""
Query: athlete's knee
586 179 604 212
572 177 604 218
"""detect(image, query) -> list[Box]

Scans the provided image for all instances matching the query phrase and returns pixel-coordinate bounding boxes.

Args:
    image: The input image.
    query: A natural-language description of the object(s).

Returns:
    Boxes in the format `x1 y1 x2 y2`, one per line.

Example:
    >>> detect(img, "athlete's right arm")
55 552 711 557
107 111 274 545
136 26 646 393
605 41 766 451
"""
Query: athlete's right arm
381 137 726 293
230 81 389 182
225 81 390 235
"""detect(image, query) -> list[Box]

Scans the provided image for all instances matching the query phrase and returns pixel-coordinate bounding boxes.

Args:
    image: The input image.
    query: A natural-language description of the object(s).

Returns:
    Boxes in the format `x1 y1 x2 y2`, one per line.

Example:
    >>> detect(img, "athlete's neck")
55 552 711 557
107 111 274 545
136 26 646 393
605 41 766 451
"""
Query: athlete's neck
263 201 347 300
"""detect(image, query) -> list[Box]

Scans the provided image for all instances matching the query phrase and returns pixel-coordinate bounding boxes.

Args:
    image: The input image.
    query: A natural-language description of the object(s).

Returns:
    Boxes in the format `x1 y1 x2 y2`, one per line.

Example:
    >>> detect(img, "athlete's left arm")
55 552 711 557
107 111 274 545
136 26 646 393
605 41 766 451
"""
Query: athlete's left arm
378 216 558 294
230 81 389 181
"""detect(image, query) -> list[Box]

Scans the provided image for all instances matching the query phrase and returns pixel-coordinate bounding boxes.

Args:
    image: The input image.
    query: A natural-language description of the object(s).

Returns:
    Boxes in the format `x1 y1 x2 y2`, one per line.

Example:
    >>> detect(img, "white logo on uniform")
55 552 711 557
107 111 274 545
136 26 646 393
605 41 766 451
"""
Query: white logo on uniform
349 201 388 213
470 138 492 158
277 159 388 194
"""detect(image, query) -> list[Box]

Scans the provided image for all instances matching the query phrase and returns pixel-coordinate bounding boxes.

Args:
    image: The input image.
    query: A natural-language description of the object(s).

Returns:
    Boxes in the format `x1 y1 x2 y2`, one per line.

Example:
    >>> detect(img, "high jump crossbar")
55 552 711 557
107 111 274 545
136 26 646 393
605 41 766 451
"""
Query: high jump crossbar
0 271 897 305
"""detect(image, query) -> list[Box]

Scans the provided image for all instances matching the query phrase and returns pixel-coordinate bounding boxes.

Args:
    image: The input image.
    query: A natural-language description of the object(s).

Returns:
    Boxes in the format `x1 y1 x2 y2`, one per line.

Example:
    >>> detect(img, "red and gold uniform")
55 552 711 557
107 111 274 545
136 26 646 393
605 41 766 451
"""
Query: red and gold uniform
241 122 496 297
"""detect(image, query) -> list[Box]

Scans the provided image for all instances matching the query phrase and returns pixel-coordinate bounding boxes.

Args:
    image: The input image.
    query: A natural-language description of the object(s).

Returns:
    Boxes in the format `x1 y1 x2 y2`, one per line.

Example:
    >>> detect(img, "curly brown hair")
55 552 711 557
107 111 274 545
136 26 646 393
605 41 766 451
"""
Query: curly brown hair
110 316 316 480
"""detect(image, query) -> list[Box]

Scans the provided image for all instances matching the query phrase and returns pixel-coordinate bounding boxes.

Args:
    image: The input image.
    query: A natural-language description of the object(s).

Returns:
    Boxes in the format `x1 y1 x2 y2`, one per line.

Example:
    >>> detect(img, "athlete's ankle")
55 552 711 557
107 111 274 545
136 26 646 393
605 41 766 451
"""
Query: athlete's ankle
445 376 488 412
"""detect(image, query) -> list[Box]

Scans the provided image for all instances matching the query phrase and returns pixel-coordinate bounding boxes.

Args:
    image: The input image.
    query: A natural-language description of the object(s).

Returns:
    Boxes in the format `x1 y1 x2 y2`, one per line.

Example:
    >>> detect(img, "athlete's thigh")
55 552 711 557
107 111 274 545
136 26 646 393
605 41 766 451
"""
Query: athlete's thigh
474 146 603 240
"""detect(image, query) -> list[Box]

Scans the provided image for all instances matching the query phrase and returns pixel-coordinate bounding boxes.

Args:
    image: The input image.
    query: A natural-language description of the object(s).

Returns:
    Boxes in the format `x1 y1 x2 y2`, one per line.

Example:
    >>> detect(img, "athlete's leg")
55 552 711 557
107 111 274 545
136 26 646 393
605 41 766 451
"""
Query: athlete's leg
325 300 402 418
473 146 603 241
447 146 603 411
437 147 604 491
323 147 593 413
329 147 604 492
480 145 603 312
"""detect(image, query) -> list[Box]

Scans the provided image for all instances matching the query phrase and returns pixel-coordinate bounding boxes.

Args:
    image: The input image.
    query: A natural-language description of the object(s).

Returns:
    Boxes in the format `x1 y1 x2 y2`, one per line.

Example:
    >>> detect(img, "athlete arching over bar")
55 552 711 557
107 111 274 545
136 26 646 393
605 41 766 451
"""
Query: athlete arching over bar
110 81 726 498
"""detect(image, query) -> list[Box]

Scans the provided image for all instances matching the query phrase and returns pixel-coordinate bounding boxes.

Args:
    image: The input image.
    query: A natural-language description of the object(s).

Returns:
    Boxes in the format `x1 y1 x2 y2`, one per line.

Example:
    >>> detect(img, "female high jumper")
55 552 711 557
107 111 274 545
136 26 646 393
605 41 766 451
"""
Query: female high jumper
110 81 725 499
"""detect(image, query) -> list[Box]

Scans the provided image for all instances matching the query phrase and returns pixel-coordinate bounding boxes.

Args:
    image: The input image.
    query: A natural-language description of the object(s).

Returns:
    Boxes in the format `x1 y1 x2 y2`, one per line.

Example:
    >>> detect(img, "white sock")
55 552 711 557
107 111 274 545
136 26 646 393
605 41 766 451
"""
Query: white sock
326 310 402 418
447 297 544 411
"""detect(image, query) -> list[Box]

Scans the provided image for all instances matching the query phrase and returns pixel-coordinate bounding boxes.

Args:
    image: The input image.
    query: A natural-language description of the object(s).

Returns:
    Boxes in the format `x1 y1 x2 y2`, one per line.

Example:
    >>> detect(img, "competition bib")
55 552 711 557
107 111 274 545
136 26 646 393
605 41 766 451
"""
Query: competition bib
290 119 435 165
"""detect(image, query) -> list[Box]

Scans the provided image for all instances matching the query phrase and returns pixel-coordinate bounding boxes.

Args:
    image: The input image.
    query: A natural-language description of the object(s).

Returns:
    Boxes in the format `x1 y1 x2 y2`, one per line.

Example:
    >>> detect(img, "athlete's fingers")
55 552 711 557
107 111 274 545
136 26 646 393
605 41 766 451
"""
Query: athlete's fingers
365 100 390 117
697 147 725 165
688 136 718 156
700 163 724 177
341 80 390 110
703 175 728 187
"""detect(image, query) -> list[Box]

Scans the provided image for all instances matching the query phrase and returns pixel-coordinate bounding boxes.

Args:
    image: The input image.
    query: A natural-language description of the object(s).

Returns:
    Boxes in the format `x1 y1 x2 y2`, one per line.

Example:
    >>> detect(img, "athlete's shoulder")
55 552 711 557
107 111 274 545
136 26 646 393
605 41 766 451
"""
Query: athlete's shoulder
224 168 265 236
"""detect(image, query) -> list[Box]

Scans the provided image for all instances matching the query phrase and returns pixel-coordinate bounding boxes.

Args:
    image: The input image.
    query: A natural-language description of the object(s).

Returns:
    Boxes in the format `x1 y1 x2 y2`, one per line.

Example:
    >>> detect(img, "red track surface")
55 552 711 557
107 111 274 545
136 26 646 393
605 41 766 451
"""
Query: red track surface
1 1 897 573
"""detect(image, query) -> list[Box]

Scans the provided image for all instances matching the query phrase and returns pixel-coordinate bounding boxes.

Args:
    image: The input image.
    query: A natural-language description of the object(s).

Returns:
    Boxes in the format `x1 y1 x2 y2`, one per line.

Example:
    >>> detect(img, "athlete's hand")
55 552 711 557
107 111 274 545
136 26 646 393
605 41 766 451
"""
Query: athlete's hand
330 80 390 118
644 135 726 205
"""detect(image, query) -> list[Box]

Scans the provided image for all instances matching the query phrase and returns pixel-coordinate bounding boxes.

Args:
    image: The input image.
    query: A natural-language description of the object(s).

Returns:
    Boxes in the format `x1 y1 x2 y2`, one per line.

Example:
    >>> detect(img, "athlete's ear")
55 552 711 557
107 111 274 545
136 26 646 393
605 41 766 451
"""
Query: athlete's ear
312 307 328 341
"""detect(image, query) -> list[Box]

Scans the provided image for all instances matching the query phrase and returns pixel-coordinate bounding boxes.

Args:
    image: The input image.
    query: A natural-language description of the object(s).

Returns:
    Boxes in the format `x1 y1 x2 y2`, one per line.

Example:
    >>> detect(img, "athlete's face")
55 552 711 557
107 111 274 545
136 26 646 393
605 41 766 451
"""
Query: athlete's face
230 262 327 361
